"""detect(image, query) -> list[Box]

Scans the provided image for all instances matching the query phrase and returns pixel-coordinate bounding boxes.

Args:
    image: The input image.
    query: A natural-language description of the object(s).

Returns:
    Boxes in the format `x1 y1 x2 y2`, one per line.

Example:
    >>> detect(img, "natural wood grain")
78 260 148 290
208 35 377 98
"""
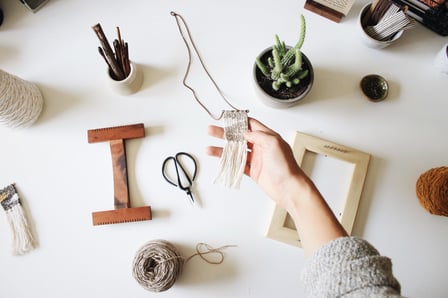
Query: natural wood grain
266 132 370 247
87 123 151 226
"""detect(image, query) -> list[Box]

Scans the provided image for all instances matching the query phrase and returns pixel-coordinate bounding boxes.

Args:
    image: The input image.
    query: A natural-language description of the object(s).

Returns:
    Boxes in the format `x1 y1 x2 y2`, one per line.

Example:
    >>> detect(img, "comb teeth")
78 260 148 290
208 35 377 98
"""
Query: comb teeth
87 123 145 143
92 206 152 226
89 123 142 133
94 217 151 226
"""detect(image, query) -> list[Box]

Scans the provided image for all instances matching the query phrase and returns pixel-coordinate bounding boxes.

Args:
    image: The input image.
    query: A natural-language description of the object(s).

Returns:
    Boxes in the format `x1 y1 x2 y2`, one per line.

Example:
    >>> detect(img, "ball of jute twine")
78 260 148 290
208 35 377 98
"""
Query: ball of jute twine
132 239 235 292
0 69 44 128
416 166 448 216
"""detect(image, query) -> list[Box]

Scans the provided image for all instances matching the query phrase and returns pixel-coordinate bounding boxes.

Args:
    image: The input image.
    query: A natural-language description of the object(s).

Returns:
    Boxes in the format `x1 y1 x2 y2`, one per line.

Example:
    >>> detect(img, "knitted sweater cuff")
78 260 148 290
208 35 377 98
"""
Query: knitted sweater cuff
301 237 401 297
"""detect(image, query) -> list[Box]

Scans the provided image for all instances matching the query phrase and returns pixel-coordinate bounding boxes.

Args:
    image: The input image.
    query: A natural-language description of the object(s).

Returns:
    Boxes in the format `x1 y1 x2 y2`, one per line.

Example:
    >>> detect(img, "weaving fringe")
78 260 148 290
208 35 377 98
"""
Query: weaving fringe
0 184 35 255
4 204 35 255
215 140 247 188
214 110 248 188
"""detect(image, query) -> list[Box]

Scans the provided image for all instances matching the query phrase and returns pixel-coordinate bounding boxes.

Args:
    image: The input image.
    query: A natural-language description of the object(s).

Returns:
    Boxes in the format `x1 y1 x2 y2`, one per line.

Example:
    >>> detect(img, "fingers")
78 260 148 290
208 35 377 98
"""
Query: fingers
209 118 274 138
207 145 252 177
244 163 251 176
244 150 254 176
207 126 224 157
208 118 275 139
208 118 273 157
248 118 276 135
207 122 254 177
206 146 223 157
244 129 276 146
207 125 224 139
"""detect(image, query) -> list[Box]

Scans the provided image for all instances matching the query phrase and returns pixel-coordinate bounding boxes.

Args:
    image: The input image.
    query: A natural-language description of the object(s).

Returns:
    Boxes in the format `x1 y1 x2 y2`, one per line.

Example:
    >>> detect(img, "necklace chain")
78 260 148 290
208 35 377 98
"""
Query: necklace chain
171 11 240 120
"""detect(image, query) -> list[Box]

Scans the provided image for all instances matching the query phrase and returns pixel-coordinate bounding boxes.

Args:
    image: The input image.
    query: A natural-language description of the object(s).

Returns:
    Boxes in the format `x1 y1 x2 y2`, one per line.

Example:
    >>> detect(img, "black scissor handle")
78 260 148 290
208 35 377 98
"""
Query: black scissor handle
162 152 197 191
162 156 178 187
175 152 197 182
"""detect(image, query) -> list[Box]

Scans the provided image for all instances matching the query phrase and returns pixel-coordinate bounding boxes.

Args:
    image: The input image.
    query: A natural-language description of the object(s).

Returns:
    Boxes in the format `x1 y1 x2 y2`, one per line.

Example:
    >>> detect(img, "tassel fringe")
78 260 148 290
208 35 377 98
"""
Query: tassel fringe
214 110 248 188
1 184 35 255
4 204 35 255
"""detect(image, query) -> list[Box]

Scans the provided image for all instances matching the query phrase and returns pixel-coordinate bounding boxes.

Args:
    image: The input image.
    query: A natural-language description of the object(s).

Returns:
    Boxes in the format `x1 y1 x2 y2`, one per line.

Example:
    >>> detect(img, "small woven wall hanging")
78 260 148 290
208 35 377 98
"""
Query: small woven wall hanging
215 110 248 188
0 184 35 255
416 166 448 216
171 11 249 189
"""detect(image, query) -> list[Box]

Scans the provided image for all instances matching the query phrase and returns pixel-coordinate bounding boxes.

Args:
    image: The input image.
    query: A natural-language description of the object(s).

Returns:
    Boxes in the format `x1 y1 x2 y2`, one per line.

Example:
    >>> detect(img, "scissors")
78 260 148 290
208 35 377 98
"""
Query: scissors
162 152 198 205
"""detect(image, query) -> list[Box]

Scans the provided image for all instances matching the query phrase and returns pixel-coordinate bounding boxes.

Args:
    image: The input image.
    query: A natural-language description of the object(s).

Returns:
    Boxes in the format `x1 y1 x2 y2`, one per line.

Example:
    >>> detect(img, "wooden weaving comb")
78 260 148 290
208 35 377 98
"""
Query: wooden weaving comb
87 123 152 225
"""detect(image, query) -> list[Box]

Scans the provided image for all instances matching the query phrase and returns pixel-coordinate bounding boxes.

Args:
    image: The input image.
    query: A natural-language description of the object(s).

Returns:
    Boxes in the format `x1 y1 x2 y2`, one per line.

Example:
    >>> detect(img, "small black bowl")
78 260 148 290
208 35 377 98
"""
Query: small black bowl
360 74 389 102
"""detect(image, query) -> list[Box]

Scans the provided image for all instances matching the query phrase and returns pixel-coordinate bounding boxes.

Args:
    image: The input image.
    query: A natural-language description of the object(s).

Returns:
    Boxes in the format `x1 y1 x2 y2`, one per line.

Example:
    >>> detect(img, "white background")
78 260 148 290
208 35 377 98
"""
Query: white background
0 0 447 297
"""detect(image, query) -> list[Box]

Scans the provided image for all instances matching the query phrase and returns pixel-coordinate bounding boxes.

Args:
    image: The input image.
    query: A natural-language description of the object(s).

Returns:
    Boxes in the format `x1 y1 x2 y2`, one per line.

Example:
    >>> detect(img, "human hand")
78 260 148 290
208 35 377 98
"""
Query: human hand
208 118 348 254
207 117 309 210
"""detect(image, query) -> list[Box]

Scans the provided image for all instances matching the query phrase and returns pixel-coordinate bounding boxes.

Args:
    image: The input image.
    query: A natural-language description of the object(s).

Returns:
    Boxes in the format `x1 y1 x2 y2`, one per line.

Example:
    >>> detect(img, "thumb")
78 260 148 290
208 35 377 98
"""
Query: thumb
244 130 273 146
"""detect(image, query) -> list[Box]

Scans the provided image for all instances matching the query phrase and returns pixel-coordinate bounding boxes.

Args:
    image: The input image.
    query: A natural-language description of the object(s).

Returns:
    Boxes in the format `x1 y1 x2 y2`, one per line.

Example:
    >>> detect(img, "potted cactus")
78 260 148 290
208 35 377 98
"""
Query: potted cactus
253 15 314 108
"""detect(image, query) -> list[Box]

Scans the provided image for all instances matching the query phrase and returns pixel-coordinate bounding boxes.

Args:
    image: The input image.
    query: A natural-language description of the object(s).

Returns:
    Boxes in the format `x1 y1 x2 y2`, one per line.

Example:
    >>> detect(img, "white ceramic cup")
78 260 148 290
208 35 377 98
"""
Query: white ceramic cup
358 3 403 49
433 44 448 75
107 61 143 95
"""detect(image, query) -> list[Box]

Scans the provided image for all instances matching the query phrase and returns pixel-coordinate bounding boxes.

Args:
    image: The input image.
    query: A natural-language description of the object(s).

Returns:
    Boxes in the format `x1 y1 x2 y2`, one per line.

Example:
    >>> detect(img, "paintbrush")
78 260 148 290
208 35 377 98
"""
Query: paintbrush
98 47 114 73
123 42 130 76
92 23 125 80
116 26 131 77
113 39 124 75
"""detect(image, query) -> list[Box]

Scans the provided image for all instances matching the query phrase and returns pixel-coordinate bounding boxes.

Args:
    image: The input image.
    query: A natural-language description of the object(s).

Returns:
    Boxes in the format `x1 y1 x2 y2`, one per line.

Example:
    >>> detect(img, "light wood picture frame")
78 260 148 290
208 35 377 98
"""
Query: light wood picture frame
266 132 371 247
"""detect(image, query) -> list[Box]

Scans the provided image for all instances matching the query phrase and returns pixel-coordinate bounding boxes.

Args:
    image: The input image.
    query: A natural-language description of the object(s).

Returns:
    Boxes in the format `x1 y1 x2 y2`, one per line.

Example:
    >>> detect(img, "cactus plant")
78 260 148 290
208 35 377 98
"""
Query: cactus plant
255 14 309 92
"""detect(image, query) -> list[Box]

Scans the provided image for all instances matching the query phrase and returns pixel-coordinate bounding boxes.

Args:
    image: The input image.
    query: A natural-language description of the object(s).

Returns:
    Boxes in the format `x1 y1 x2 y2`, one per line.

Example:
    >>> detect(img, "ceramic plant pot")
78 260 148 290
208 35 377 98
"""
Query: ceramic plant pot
253 47 314 108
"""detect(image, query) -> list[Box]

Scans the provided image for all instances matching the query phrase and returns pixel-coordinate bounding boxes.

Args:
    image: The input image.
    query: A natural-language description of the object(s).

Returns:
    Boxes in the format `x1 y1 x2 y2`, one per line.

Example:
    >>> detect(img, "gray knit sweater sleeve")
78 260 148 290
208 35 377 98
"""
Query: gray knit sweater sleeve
301 237 401 297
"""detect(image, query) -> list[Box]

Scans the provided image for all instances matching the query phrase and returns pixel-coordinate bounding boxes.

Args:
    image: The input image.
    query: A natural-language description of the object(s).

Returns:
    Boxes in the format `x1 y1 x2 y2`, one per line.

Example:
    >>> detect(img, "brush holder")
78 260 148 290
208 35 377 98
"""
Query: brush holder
358 3 403 49
107 61 143 95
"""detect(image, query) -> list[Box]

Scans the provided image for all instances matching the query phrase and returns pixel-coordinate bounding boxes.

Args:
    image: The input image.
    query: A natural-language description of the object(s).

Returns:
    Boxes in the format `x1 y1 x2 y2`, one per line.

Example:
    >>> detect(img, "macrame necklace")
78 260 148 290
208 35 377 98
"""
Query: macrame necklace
171 11 248 188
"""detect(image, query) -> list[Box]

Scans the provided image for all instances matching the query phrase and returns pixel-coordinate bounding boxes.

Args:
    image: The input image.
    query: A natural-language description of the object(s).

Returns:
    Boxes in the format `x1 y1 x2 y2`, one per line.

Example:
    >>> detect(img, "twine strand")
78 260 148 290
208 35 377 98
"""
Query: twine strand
185 242 237 264
170 11 239 120
0 70 44 128
132 240 235 292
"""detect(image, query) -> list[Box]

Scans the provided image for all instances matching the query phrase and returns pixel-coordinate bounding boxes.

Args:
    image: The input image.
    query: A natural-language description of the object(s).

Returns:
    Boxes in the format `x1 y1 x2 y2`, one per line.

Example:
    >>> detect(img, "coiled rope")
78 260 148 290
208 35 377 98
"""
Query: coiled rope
0 69 44 128
132 239 235 292
416 166 448 216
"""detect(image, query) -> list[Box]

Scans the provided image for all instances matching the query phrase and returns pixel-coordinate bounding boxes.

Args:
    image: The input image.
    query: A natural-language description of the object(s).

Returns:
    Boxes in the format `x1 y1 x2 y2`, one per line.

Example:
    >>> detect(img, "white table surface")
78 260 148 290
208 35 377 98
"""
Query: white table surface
1 0 447 297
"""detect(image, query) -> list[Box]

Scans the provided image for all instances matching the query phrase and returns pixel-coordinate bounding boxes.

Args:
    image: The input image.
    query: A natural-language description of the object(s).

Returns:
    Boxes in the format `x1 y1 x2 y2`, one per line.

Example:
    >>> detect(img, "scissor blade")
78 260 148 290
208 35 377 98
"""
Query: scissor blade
186 190 195 206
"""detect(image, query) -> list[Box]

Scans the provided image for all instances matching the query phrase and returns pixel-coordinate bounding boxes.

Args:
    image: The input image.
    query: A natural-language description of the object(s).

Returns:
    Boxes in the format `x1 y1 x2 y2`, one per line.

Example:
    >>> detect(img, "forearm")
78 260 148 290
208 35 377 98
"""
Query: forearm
281 175 347 256
210 120 347 255
302 237 401 297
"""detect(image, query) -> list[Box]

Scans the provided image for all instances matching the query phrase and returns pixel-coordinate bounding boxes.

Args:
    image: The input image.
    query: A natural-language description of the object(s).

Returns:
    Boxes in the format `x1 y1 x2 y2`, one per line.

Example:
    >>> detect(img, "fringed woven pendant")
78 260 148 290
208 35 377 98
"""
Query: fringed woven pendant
0 184 35 255
215 110 248 188
171 12 250 189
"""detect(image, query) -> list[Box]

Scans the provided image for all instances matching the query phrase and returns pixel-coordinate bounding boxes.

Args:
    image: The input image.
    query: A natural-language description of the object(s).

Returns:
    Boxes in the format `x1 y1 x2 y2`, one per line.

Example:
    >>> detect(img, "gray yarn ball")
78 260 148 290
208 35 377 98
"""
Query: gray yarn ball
132 240 184 292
